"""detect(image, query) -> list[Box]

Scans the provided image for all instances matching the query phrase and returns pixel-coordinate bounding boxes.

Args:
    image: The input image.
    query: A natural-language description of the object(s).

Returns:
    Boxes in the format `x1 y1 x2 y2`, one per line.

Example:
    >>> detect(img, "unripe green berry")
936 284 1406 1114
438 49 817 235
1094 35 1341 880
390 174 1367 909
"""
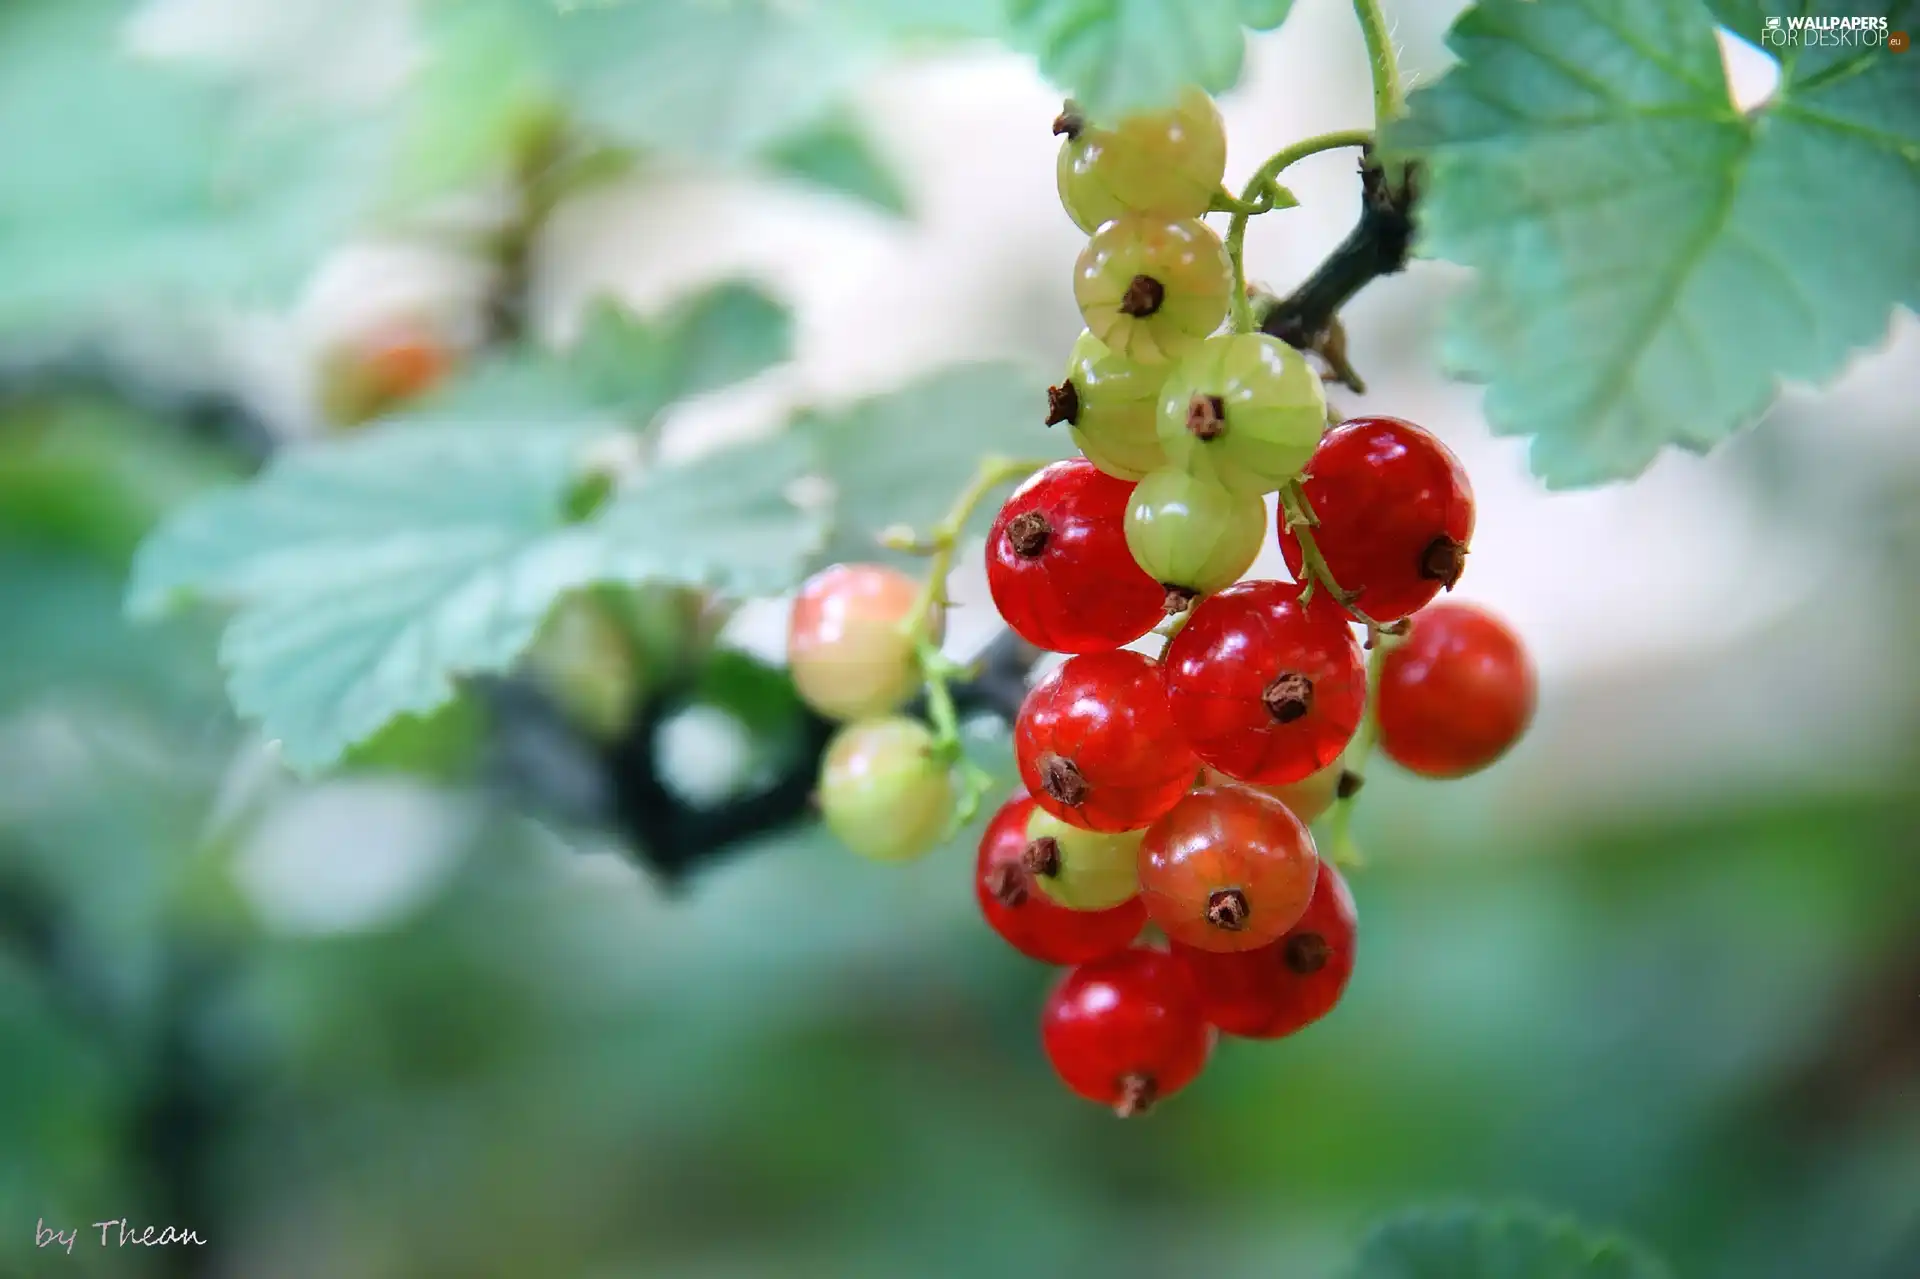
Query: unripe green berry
1157 334 1326 494
1074 216 1231 366
819 718 955 863
1021 807 1143 911
1052 330 1168 481
525 594 640 741
1123 466 1265 597
1055 88 1227 233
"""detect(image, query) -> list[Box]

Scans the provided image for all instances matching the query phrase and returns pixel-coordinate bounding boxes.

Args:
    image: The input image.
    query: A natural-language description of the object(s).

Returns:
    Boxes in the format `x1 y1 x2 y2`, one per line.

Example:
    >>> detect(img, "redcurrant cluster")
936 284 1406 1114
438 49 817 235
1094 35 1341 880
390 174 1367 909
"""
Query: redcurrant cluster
970 91 1537 1116
789 87 1539 1117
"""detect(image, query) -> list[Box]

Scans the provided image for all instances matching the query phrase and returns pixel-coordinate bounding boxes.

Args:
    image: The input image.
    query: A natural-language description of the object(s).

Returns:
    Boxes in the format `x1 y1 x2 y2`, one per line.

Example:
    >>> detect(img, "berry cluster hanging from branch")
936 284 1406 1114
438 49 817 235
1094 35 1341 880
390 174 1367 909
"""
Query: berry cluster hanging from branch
793 0 1539 1116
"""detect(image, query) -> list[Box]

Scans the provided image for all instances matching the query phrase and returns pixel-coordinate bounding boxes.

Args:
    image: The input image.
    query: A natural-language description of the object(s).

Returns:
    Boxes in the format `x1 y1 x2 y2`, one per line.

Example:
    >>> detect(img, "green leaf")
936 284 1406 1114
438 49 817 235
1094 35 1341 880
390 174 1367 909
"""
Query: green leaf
0 0 382 330
569 284 793 413
800 363 1074 562
1389 0 1920 487
763 116 911 216
128 423 824 773
397 0 561 201
378 283 791 430
1006 0 1295 122
409 0 899 197
592 431 828 596
1350 1208 1673 1279
552 0 1008 40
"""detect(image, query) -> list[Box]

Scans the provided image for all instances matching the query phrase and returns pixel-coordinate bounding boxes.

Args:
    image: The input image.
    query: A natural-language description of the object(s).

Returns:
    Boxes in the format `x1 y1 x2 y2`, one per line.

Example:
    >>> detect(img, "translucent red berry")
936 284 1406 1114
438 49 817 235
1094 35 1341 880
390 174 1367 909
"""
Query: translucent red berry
1279 416 1474 622
1171 860 1355 1037
1138 785 1319 952
1376 601 1536 778
986 459 1164 653
1041 946 1213 1116
975 796 1145 965
1163 580 1365 785
787 563 937 721
1015 650 1199 833
1201 760 1346 824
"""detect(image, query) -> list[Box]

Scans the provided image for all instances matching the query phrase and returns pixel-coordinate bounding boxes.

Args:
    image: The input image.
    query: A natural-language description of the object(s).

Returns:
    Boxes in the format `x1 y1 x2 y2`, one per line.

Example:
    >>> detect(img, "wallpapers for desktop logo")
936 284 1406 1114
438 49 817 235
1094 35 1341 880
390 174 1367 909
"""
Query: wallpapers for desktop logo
1760 13 1907 50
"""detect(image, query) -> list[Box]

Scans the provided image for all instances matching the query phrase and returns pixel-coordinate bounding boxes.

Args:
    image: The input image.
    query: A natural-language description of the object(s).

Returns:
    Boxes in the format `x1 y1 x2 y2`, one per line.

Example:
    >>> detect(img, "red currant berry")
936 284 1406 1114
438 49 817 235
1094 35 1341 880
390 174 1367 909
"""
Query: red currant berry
1041 946 1213 1116
1200 759 1347 824
1171 860 1355 1038
976 796 1145 965
787 563 937 721
1376 601 1536 778
986 459 1166 652
1138 785 1319 951
1164 580 1364 785
1278 416 1474 622
1015 650 1199 833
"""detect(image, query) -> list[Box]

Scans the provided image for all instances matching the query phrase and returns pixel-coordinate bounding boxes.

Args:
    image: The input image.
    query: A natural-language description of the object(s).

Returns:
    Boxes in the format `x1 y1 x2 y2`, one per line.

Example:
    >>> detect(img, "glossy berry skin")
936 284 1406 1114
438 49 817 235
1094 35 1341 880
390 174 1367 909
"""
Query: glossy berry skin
1279 416 1474 623
1164 580 1365 785
986 459 1164 653
1171 859 1356 1038
1157 334 1325 496
1055 330 1166 481
1015 649 1199 834
1041 947 1213 1116
1073 216 1231 365
1055 88 1227 233
1202 759 1345 824
1023 807 1144 911
975 796 1145 965
1123 466 1265 599
787 564 938 721
1376 601 1535 778
818 718 954 863
1138 786 1319 952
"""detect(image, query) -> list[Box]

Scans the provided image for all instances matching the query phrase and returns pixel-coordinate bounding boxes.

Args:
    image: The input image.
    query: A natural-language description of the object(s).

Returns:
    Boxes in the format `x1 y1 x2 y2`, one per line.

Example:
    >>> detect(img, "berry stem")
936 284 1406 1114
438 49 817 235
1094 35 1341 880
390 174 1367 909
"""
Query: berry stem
916 636 996 826
1208 187 1267 216
1352 0 1408 124
903 454 1055 638
1224 129 1375 334
1322 636 1395 867
1279 480 1384 630
898 455 1053 828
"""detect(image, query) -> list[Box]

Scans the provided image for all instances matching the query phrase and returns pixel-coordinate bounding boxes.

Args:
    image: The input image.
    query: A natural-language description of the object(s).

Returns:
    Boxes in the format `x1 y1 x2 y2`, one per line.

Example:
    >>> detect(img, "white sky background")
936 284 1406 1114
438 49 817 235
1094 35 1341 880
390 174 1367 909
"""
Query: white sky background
144 0 1918 863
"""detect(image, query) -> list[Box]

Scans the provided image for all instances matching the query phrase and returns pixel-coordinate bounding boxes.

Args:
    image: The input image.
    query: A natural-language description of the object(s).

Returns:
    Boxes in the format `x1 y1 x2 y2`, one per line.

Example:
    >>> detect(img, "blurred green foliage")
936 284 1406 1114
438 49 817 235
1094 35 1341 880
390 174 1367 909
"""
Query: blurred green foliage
0 0 387 330
4 386 1917 1278
2 1 1917 1277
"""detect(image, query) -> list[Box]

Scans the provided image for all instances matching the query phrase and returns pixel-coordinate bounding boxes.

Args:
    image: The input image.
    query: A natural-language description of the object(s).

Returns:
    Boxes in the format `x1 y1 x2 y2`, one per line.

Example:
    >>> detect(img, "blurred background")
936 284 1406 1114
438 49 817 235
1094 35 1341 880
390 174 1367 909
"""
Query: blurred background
2 0 1916 1275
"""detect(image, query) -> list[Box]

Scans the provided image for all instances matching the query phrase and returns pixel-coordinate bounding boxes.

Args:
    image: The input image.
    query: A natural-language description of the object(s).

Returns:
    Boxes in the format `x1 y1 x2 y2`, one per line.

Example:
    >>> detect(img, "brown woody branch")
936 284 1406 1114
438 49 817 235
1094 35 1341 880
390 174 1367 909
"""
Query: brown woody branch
1258 151 1421 358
